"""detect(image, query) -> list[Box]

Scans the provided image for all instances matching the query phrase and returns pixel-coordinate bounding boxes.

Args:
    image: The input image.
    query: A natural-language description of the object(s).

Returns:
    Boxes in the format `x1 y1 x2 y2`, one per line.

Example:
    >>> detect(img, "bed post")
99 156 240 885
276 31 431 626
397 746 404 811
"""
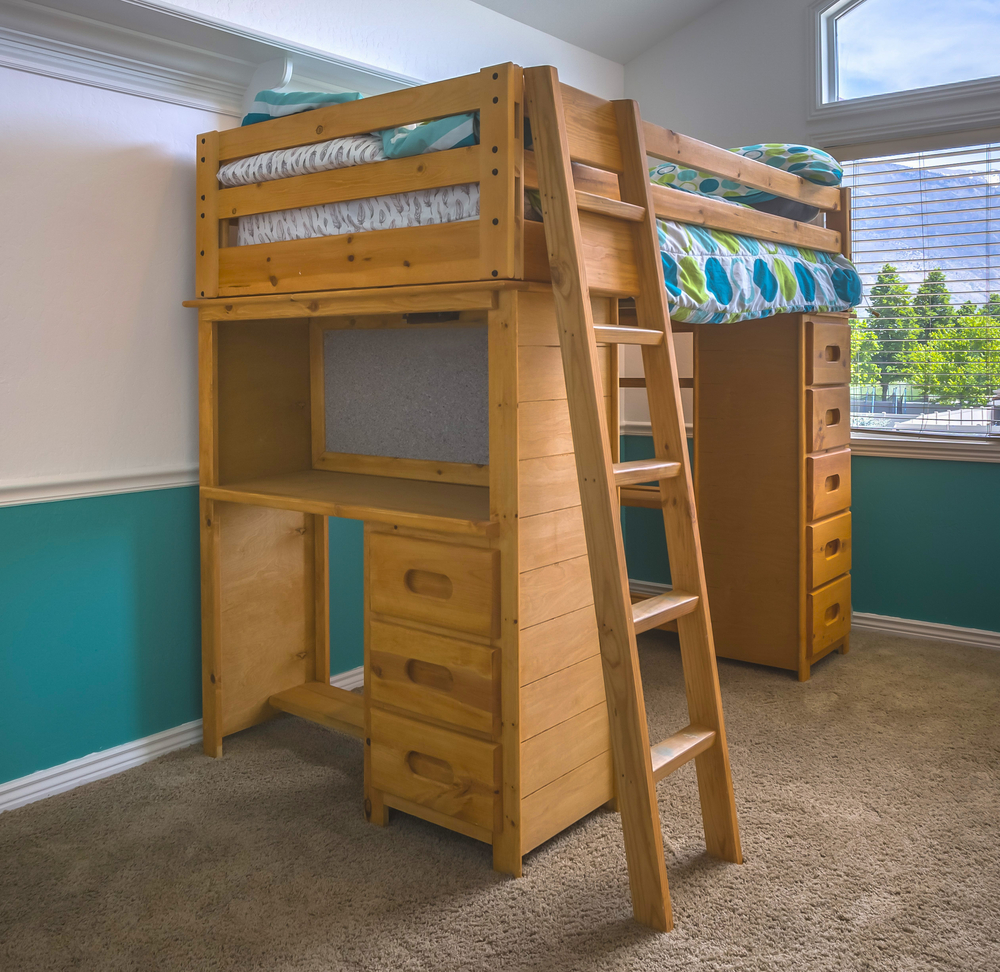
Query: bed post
478 64 523 282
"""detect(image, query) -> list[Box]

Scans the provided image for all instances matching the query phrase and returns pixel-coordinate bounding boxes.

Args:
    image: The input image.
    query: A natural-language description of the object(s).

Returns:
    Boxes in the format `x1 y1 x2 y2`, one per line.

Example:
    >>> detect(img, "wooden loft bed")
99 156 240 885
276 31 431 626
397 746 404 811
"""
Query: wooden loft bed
195 63 846 301
185 64 854 884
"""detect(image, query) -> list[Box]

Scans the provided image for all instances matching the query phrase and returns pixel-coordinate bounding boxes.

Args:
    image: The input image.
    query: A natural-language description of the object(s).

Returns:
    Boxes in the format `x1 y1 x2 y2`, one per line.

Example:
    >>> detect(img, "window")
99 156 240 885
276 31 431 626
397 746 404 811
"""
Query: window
822 0 1000 103
843 142 1000 437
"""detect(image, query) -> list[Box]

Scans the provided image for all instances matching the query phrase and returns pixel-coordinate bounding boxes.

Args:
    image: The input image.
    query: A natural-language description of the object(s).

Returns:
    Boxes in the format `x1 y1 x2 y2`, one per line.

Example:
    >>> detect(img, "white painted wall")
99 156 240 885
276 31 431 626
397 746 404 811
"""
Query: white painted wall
0 3 622 494
166 0 624 98
0 68 222 488
624 0 815 148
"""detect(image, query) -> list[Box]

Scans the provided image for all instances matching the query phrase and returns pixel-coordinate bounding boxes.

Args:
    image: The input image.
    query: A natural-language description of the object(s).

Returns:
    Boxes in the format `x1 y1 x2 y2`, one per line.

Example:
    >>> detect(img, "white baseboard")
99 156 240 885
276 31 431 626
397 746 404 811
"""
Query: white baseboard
851 612 1000 650
330 666 364 690
0 719 203 814
628 578 671 597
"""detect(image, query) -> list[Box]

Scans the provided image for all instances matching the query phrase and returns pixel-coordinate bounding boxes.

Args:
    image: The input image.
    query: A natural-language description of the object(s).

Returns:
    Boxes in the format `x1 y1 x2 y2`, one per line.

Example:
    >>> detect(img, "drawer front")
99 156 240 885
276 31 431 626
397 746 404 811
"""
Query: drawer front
807 449 851 520
807 511 852 589
370 619 499 735
368 533 499 639
808 574 851 655
370 708 500 831
807 385 850 453
807 320 851 385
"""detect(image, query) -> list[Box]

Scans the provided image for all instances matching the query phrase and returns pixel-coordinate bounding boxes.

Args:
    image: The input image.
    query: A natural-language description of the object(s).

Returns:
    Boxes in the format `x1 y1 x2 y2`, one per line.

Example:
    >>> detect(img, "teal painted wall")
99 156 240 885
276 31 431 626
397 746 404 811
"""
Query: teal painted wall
0 492 368 787
328 517 364 674
5 447 995 787
1 488 202 785
850 456 1000 632
620 435 1000 633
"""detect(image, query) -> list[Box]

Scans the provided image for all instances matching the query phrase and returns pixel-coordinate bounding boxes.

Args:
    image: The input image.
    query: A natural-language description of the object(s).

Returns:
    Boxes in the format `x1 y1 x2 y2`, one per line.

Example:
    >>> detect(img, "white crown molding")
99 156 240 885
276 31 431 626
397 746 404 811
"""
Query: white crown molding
330 666 364 691
0 0 420 117
0 465 199 508
0 718 203 814
852 613 1000 651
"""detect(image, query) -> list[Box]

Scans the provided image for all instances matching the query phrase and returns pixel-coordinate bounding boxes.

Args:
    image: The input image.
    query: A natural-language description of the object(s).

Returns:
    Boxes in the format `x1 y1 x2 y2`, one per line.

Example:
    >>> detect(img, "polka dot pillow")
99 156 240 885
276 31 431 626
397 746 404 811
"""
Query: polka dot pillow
649 143 843 221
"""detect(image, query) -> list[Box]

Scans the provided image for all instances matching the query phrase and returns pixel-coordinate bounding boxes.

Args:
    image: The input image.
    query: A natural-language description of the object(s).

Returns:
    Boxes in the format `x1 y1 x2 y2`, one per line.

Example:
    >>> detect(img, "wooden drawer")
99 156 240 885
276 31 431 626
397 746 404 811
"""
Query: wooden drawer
370 708 500 832
368 533 499 639
807 449 851 520
808 574 851 655
806 320 851 385
370 619 499 735
807 385 850 452
807 511 852 589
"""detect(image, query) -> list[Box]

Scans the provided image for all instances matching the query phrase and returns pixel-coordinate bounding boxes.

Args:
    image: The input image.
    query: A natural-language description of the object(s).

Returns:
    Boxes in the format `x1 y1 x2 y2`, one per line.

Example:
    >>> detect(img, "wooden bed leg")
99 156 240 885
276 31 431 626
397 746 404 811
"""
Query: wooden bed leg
838 636 850 655
798 662 812 682
492 842 522 877
200 496 223 758
364 779 388 827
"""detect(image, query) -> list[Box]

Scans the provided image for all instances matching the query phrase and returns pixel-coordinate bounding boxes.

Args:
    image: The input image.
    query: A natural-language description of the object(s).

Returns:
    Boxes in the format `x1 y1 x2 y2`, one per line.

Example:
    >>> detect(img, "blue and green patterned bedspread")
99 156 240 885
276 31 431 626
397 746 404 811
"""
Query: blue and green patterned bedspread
657 220 861 325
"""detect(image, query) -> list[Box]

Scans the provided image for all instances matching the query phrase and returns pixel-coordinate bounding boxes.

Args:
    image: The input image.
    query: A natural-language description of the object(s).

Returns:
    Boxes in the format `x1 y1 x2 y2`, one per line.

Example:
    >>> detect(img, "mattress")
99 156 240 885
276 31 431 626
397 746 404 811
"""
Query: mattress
217 134 478 246
219 133 863 323
658 220 861 324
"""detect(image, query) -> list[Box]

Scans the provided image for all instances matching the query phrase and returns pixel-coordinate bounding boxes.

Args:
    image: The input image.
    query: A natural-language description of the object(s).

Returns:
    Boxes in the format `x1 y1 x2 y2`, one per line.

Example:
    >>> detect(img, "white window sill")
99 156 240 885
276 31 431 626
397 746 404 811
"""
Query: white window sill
850 432 1000 463
622 424 1000 463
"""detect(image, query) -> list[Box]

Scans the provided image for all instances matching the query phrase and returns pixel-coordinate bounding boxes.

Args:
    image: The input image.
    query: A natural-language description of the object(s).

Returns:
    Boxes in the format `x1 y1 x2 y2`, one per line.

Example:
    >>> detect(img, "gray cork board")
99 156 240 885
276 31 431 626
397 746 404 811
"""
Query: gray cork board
323 325 489 465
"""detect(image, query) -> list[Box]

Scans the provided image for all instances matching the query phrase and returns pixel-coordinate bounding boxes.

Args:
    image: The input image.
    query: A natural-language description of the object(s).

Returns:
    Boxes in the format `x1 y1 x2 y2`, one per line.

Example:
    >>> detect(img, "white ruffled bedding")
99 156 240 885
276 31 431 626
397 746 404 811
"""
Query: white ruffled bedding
218 134 478 246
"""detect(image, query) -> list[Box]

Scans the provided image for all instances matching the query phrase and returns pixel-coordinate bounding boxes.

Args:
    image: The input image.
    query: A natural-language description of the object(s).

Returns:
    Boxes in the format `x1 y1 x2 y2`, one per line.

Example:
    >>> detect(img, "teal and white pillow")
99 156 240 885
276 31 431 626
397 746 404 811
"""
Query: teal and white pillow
380 113 478 159
650 143 842 221
242 89 363 126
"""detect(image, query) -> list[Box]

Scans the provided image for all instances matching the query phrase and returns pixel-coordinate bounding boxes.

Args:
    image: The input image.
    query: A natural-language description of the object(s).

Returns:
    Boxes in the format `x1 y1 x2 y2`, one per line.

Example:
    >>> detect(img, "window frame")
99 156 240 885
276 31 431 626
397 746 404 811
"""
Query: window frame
810 0 1000 149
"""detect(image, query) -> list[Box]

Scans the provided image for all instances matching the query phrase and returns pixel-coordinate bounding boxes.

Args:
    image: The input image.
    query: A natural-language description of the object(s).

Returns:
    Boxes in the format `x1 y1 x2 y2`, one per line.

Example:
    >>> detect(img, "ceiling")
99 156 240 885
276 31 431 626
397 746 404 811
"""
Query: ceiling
470 0 726 63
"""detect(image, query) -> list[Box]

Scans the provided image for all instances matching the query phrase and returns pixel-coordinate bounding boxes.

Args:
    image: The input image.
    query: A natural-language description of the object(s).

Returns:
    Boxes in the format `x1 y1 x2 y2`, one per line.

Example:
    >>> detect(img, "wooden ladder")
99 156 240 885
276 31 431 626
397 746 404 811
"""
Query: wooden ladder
523 66 742 931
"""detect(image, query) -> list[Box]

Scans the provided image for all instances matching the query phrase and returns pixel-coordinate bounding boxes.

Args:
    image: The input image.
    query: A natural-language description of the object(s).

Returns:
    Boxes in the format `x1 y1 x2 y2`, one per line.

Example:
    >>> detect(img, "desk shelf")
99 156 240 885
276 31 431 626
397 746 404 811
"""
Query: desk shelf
203 469 494 538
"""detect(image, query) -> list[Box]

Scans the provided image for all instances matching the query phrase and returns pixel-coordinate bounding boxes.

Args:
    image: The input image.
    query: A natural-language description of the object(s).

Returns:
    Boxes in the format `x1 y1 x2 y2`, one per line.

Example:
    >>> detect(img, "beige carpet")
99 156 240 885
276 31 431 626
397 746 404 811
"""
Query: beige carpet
2 630 998 971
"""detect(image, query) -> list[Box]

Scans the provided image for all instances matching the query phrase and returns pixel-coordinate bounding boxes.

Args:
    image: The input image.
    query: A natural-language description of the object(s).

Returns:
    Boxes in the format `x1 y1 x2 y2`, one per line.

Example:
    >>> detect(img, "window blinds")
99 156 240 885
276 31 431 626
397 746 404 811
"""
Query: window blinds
843 142 1000 436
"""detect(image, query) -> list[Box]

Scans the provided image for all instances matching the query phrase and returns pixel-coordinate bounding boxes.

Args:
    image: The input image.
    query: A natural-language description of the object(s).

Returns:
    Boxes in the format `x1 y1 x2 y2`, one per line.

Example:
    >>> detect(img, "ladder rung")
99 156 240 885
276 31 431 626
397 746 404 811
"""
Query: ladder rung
594 325 664 346
613 459 681 486
576 189 646 222
632 590 699 633
619 377 694 388
650 725 717 783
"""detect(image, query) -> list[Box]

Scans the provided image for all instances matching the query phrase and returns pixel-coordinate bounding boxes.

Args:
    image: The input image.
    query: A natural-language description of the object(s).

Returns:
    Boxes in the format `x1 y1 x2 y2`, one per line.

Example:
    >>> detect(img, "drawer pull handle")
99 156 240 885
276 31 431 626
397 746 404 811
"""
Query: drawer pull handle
824 603 841 625
824 344 841 362
824 539 841 559
406 658 454 692
824 408 841 427
824 474 840 492
406 751 454 785
404 568 453 600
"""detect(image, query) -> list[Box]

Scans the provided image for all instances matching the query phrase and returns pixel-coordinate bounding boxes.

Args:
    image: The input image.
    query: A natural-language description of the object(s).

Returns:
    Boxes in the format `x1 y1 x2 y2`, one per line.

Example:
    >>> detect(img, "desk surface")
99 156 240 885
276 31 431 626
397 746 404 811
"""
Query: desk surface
202 468 495 537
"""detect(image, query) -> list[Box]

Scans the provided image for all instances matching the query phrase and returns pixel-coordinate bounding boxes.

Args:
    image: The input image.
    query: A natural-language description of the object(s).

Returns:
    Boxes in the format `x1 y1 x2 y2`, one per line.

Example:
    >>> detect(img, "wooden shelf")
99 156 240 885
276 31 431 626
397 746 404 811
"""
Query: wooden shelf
202 468 495 537
269 682 365 738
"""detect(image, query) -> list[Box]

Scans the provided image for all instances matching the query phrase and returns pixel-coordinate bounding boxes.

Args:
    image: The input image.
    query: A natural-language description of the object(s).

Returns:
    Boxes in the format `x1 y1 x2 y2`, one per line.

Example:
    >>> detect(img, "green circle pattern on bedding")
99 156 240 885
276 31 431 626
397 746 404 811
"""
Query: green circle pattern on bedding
658 220 861 324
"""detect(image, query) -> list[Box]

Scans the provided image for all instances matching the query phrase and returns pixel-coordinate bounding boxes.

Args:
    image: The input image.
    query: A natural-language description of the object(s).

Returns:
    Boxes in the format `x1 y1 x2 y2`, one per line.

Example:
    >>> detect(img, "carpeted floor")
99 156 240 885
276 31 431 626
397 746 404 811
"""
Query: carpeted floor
2 629 998 971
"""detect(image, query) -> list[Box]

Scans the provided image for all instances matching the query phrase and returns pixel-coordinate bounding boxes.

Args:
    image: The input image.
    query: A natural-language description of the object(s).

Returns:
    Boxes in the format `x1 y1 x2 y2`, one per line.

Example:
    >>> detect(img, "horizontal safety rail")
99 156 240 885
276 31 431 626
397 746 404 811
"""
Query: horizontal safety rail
217 73 485 162
217 146 481 220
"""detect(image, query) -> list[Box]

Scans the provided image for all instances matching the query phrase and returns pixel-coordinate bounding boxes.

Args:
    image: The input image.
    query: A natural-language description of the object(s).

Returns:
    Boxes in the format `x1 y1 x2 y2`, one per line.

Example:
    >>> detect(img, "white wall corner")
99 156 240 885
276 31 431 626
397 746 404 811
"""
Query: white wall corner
0 719 203 814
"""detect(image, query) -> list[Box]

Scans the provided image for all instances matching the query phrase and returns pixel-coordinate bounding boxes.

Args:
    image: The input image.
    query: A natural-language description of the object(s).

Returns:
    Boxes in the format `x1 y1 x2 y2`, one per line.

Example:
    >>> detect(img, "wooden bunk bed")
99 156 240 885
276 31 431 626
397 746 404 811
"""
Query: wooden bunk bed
185 62 855 888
